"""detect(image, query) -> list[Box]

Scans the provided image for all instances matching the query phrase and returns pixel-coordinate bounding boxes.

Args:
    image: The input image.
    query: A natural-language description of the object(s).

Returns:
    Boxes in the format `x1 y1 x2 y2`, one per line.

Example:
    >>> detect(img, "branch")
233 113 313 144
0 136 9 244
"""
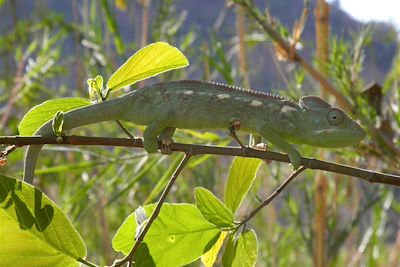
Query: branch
233 0 352 111
240 166 306 225
112 154 192 266
1 135 399 186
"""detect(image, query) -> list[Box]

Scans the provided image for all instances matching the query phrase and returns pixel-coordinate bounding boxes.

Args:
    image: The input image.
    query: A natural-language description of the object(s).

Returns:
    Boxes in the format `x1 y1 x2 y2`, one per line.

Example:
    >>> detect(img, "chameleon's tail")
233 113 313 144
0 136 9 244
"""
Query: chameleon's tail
23 145 43 184
23 95 131 183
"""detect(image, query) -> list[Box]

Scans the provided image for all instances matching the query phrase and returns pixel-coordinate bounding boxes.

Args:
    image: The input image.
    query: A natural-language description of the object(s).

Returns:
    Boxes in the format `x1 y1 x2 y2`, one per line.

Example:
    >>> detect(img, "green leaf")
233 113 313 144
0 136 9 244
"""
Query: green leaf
224 157 263 213
201 231 228 267
106 42 189 92
222 233 236 267
87 75 104 100
18 98 91 136
195 187 235 229
0 174 86 266
51 111 64 136
231 229 258 267
112 203 220 267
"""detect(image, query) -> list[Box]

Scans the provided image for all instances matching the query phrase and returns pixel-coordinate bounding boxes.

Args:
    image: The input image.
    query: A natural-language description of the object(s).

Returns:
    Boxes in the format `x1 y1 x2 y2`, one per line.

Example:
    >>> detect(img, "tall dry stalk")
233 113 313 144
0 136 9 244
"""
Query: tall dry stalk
235 5 250 88
314 1 330 266
138 0 151 88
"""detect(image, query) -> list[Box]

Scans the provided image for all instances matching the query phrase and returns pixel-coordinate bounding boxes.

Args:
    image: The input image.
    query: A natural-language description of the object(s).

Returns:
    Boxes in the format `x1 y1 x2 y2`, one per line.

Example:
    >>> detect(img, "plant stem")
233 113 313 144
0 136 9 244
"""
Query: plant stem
77 258 98 267
1 135 399 186
240 166 306 225
112 153 192 266
115 120 136 139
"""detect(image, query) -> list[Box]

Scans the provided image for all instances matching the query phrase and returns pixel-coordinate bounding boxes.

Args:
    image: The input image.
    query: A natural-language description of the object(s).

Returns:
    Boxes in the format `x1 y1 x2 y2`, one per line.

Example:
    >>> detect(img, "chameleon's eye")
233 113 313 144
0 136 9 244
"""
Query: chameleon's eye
327 108 344 125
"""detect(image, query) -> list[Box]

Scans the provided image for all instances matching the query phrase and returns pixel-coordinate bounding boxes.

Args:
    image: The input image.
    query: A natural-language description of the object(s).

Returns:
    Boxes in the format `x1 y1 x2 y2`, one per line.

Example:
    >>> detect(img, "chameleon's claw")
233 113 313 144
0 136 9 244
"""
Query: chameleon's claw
228 119 246 148
160 137 174 155
253 142 268 151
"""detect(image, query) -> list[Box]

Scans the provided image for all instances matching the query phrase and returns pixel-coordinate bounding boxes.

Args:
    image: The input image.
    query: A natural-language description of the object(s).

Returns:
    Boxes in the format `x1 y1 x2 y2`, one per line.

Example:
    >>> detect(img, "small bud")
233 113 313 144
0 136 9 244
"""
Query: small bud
52 111 64 137
87 75 104 101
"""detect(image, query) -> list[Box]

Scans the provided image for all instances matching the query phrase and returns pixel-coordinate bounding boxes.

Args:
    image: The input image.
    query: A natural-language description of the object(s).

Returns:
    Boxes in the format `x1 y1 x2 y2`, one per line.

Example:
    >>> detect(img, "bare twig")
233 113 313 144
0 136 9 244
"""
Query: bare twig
1 135 399 186
112 154 192 267
239 166 306 225
233 0 352 111
115 120 136 139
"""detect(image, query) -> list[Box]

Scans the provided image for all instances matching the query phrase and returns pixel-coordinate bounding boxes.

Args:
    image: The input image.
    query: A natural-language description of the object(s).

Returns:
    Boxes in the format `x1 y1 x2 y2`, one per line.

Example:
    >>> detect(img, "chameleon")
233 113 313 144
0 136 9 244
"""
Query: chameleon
23 80 366 183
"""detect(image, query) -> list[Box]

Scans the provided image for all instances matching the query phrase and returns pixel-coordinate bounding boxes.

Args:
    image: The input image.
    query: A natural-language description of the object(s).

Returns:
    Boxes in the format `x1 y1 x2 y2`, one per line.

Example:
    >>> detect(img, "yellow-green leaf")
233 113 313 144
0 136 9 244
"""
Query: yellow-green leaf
112 203 219 267
201 231 228 267
231 229 258 267
195 187 235 229
0 174 86 266
18 98 91 136
106 42 189 92
225 157 263 213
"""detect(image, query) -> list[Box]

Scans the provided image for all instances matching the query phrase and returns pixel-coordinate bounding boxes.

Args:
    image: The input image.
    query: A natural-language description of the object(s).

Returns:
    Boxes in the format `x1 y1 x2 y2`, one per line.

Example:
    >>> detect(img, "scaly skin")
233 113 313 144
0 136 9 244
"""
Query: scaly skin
23 80 366 183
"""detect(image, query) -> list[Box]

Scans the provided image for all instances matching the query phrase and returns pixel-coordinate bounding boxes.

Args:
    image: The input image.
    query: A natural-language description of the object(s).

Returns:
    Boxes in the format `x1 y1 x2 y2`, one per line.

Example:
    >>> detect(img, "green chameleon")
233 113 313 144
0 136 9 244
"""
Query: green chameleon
23 80 366 183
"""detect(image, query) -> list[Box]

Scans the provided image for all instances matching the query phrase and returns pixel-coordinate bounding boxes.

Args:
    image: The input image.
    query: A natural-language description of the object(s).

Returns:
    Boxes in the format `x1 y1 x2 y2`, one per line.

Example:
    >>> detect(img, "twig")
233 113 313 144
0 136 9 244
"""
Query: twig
77 257 98 267
233 0 352 111
115 120 136 139
1 135 400 186
112 154 192 266
240 166 306 225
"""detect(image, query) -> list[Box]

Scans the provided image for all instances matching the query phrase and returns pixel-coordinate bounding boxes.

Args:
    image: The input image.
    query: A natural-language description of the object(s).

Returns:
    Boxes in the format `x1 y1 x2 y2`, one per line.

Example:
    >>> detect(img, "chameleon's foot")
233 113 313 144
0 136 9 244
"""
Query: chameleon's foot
160 137 174 155
228 119 246 148
143 138 158 153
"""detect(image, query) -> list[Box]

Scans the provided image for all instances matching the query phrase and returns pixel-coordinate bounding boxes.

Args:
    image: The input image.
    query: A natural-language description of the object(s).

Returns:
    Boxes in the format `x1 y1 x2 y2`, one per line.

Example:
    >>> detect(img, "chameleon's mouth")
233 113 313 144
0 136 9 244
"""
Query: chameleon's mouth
311 124 366 147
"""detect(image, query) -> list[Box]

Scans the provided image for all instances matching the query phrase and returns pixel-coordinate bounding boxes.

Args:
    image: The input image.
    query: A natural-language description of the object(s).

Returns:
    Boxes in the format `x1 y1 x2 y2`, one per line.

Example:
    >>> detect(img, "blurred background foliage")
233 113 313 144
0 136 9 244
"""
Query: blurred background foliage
0 0 399 266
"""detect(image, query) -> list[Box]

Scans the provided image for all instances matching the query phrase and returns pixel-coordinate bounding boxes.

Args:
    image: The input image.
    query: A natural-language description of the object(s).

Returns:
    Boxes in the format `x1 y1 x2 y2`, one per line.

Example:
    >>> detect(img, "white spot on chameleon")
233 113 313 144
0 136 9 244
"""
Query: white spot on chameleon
250 100 263 106
184 90 194 95
217 94 231 100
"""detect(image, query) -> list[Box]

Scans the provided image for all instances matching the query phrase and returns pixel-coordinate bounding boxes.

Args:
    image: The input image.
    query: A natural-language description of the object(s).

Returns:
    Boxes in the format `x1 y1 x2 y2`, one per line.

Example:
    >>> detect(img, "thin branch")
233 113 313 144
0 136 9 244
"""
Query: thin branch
240 166 306 225
112 154 192 267
233 0 352 111
115 120 136 139
1 135 400 186
77 257 98 267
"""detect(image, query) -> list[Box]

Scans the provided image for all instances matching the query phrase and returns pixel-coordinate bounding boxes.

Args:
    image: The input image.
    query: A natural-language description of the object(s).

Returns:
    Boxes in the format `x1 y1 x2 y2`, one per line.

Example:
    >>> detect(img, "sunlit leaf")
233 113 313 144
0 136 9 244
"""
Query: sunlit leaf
112 203 219 267
225 157 263 213
195 187 235 228
231 229 258 267
18 98 91 136
0 174 86 266
201 231 228 267
106 42 189 92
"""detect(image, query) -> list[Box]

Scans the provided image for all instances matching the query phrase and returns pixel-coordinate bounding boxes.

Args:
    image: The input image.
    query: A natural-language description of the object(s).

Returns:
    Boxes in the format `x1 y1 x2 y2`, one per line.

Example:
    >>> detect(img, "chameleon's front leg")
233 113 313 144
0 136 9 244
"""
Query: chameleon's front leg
257 123 302 170
143 115 175 154
228 119 246 148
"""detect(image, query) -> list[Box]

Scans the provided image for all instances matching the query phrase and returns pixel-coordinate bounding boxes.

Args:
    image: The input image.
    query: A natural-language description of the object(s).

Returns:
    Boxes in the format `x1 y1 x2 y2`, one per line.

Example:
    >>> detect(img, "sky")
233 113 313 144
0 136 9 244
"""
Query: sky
337 0 400 28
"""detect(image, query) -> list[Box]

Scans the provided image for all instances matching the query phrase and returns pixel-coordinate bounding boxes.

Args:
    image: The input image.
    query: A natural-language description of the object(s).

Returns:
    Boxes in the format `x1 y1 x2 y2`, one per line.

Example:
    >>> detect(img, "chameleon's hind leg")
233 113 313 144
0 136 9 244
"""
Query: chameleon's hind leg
143 116 174 153
228 119 246 148
159 127 176 154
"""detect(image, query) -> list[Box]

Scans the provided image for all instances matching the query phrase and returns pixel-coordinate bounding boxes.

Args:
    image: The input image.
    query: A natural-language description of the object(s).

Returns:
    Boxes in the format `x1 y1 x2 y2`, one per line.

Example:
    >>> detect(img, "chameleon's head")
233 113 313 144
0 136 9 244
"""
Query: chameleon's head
300 96 366 147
